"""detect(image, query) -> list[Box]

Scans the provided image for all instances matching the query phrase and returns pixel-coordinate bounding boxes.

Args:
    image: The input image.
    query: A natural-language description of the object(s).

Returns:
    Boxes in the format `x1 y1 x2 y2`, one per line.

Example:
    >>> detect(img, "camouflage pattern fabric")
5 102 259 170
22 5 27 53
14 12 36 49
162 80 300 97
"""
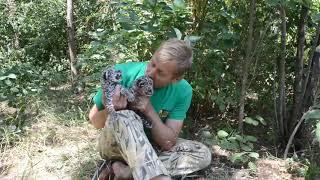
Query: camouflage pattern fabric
98 110 211 179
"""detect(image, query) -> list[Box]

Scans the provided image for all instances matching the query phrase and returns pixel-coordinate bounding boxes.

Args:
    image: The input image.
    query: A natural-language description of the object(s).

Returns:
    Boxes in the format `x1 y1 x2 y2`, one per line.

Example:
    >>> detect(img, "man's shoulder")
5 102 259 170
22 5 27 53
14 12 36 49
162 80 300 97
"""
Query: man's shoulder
115 61 147 71
161 79 192 100
175 79 192 95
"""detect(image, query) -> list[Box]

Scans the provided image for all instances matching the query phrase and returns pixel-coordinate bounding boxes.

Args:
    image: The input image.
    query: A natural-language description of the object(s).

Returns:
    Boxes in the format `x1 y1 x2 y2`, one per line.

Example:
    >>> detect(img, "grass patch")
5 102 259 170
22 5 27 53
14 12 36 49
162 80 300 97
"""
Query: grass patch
0 84 101 179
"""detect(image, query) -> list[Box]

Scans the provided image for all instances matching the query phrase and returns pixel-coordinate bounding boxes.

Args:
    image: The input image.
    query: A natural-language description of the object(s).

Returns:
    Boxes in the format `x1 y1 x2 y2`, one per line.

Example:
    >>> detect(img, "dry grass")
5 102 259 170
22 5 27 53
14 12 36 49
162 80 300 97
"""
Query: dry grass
0 87 102 180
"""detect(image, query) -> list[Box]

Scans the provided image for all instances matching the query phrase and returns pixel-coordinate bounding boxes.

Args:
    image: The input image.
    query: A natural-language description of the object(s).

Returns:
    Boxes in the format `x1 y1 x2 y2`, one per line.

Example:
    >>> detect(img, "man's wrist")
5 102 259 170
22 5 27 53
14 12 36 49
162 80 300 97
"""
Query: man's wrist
143 104 161 125
143 103 154 118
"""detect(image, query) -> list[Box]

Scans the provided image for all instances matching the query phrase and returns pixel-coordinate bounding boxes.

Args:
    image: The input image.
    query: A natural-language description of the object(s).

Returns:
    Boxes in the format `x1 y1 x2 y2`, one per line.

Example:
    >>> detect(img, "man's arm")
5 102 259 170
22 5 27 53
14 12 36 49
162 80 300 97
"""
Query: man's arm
89 105 108 129
143 103 183 151
89 85 127 129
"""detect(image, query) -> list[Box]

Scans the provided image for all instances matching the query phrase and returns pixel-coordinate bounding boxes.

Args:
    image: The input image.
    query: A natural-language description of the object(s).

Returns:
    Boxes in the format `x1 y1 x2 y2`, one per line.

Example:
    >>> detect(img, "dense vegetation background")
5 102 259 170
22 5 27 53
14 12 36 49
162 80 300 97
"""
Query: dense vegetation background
1 0 320 179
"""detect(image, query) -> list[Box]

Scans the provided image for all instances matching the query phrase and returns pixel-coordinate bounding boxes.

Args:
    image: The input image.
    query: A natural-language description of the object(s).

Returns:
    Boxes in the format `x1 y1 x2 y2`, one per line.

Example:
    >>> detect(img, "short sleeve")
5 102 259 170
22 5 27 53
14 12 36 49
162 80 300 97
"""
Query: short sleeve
168 87 192 120
93 88 104 111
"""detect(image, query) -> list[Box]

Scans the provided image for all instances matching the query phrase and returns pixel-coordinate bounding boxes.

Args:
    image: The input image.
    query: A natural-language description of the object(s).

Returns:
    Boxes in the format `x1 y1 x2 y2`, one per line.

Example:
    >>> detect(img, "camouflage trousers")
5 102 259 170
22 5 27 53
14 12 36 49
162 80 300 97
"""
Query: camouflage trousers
98 110 211 180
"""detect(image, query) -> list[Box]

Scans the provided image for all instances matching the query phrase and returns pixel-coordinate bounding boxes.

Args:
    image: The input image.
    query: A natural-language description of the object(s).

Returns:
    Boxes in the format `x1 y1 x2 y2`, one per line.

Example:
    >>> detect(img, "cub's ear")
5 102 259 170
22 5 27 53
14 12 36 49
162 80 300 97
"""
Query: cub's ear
104 68 113 79
103 71 108 80
136 79 144 87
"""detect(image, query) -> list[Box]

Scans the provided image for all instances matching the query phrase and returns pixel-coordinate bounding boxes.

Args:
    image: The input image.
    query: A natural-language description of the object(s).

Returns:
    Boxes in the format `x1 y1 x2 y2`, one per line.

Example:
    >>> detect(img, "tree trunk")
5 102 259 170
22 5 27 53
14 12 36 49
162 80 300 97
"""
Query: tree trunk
290 5 309 131
302 24 320 109
191 0 208 32
304 45 320 108
278 5 287 139
67 0 78 85
6 0 19 49
238 0 256 132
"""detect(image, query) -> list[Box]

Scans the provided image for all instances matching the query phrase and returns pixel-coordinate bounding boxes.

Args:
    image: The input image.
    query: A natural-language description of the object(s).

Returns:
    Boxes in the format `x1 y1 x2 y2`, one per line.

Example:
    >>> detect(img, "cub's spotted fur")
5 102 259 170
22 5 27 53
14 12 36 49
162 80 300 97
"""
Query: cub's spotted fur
121 76 154 128
100 67 122 116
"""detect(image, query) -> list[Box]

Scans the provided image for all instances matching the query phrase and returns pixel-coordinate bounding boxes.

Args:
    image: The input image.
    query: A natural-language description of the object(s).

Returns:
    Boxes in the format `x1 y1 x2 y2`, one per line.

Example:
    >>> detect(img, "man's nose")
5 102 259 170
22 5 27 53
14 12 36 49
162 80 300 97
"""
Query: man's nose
147 68 155 79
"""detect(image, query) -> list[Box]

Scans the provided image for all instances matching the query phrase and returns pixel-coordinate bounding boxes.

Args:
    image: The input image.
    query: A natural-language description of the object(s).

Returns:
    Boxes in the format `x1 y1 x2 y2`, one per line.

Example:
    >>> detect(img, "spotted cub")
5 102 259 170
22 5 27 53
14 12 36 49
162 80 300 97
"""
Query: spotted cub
100 67 122 116
121 76 154 128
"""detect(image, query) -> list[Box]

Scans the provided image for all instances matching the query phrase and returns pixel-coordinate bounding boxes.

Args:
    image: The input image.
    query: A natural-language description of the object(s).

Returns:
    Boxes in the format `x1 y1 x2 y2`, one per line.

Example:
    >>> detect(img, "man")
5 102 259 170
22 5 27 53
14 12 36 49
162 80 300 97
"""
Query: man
89 39 211 180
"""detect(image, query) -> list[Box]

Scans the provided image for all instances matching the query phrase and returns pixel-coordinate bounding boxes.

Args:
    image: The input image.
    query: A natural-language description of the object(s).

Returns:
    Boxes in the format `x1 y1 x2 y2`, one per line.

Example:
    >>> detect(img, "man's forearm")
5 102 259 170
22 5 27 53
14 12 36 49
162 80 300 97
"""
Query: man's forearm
144 107 177 150
89 105 108 129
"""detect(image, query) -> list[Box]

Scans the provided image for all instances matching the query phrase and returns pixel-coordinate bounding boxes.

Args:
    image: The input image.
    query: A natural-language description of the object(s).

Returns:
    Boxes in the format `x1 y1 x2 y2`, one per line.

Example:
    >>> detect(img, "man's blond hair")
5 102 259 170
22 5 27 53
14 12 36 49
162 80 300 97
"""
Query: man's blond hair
154 39 193 76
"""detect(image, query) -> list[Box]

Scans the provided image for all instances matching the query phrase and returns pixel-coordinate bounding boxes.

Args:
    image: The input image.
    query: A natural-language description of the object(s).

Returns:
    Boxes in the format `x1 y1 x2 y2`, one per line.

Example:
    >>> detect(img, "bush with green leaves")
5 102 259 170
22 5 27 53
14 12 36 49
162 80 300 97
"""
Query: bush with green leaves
303 106 320 145
78 0 195 85
200 116 268 167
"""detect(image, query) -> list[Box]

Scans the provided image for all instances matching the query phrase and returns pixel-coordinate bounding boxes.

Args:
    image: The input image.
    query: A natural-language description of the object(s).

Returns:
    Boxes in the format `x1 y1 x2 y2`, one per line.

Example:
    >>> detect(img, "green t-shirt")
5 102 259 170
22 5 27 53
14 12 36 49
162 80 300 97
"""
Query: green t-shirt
93 62 192 121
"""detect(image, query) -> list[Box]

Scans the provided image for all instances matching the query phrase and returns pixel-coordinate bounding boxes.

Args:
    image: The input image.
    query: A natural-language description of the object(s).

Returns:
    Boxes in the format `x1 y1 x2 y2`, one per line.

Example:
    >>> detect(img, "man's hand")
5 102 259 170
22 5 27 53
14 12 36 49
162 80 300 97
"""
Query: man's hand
112 85 128 111
131 96 152 115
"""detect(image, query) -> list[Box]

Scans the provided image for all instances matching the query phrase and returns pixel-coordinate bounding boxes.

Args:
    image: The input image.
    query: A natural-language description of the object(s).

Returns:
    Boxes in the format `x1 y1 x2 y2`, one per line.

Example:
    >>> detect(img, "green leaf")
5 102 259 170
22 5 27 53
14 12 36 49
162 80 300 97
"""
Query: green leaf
204 138 218 145
248 162 257 172
240 143 252 151
201 130 212 138
22 89 28 95
0 76 6 80
217 130 229 138
184 35 201 47
144 0 157 7
304 109 320 121
255 115 267 125
230 152 247 163
5 79 12 86
173 0 185 9
119 22 135 30
173 27 182 40
247 142 254 149
244 117 259 126
7 73 17 79
186 36 201 43
227 137 237 142
315 122 320 143
245 135 258 142
248 152 259 159
312 13 320 23
10 87 19 93
117 13 131 23
220 140 239 150
236 135 245 142
266 0 281 6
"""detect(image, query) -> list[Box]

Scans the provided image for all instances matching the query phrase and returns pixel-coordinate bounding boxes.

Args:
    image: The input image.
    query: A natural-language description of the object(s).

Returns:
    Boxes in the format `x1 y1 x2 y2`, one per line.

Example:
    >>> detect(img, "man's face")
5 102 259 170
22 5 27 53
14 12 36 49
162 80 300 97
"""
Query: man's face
146 54 181 88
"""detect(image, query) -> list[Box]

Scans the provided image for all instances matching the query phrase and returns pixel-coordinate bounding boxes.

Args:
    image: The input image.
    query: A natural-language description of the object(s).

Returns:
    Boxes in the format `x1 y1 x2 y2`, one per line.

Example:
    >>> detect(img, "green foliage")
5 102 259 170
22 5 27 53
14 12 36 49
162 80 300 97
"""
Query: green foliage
201 129 259 165
223 131 260 164
315 122 320 144
303 106 320 144
244 115 267 126
248 161 257 172
230 152 259 164
217 130 229 138
2 0 320 175
286 157 310 177
0 0 71 148
306 164 320 180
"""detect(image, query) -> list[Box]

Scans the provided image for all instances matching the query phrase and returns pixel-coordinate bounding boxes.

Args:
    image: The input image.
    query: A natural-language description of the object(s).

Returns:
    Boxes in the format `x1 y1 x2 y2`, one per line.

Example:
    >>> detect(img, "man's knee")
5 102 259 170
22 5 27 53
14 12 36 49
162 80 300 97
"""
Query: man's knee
112 110 143 129
115 110 140 121
200 144 212 168
98 127 122 159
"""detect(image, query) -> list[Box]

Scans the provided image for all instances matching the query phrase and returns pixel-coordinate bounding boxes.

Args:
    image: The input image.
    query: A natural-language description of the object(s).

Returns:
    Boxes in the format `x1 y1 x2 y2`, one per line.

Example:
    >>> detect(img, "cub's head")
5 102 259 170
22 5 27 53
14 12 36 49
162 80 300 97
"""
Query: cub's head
134 76 153 96
103 68 122 83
